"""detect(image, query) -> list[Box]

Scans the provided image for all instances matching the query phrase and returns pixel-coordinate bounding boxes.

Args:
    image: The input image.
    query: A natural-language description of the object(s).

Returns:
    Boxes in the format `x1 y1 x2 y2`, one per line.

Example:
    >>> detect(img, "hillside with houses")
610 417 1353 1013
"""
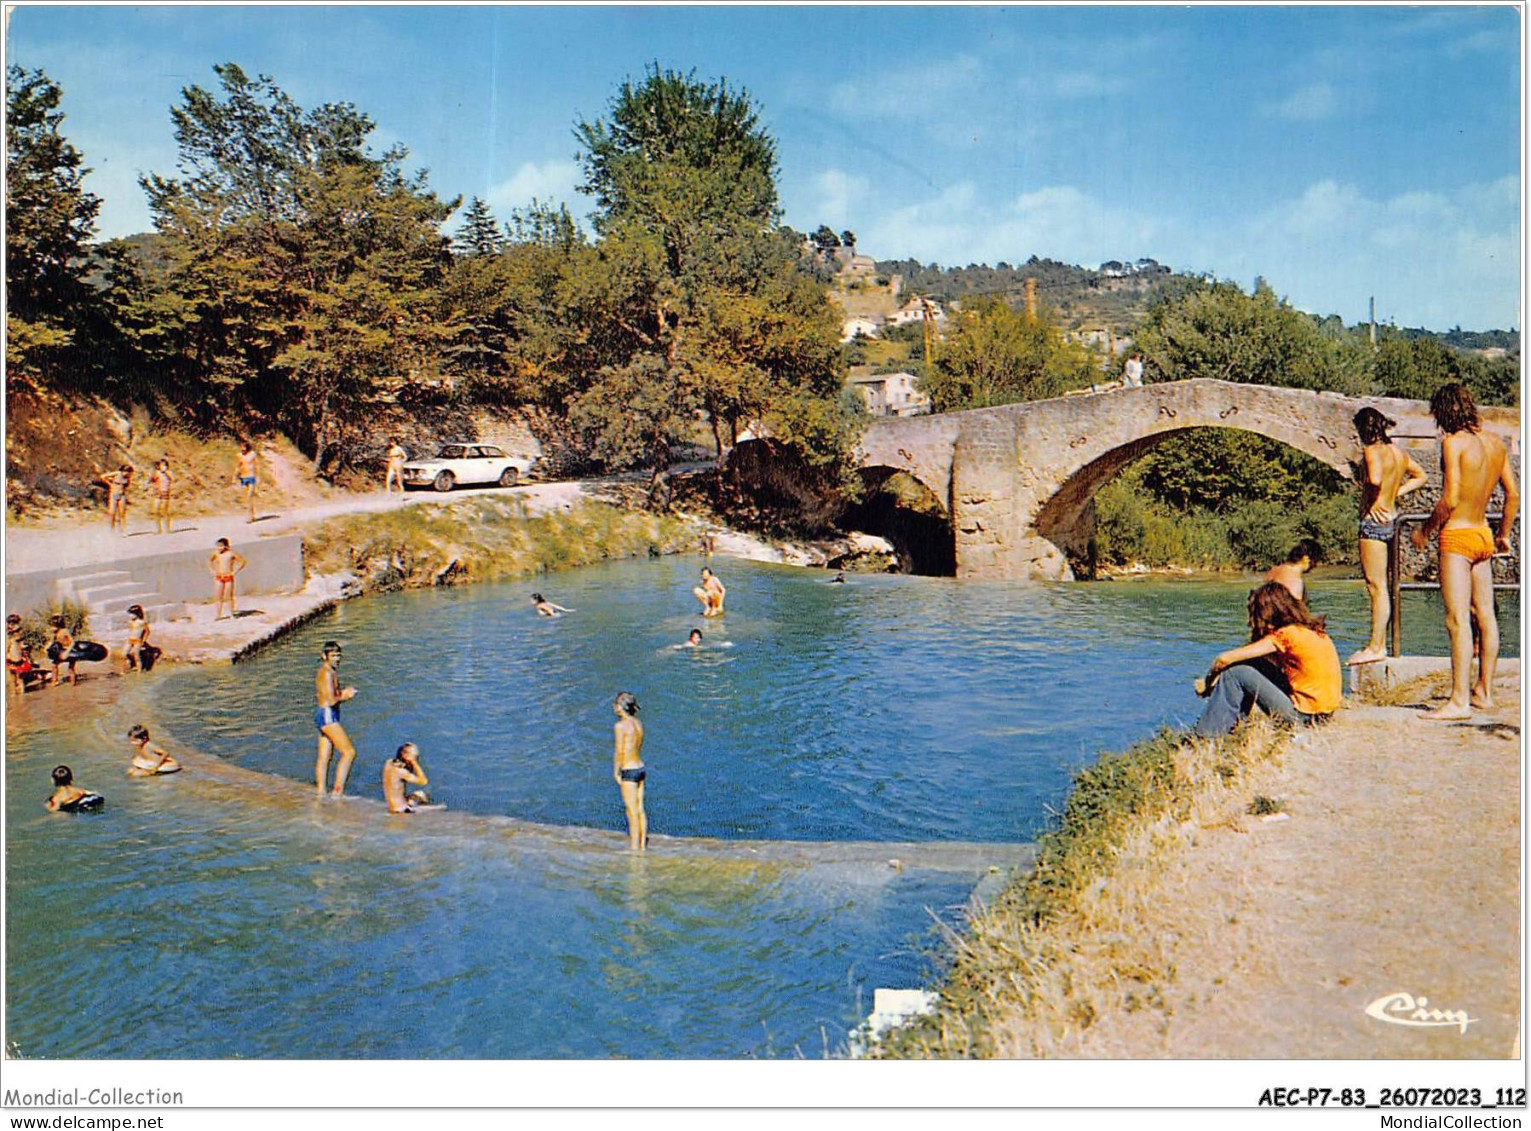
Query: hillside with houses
809 236 1519 420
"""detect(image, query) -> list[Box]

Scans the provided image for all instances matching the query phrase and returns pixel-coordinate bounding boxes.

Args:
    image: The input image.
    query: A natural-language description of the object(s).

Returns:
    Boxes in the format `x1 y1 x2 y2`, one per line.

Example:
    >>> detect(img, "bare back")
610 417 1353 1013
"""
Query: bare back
1361 443 1419 521
1441 430 1509 530
614 716 645 770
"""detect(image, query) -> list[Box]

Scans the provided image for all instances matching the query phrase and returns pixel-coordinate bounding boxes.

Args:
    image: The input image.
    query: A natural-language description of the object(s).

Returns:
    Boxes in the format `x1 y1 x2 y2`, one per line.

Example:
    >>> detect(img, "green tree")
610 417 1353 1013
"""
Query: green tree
5 66 103 381
575 64 777 237
921 296 1095 411
142 64 458 464
812 224 841 253
455 196 504 258
567 66 851 499
1134 278 1372 396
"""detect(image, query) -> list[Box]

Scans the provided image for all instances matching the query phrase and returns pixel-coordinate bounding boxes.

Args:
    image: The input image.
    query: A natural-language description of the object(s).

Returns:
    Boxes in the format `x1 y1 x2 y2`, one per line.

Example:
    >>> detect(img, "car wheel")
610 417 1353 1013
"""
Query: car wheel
433 470 455 493
498 466 519 488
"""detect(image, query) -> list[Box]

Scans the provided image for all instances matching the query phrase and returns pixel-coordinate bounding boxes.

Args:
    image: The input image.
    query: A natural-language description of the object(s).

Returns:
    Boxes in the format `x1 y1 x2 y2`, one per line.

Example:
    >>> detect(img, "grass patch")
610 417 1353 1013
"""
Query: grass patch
1246 795 1285 816
1353 671 1451 707
876 721 1287 1059
304 498 698 592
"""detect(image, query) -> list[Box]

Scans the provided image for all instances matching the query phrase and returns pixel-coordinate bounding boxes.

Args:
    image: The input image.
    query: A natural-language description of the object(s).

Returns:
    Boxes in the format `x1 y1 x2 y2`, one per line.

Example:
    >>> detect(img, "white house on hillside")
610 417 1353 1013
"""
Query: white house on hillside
848 371 930 418
841 315 883 342
886 297 945 328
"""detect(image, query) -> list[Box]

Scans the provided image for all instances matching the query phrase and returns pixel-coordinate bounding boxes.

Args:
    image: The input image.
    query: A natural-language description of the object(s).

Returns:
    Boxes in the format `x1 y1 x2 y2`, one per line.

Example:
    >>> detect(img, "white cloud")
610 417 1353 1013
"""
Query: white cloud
483 159 582 215
1047 71 1129 100
806 169 871 229
849 180 1159 270
1187 178 1520 328
1266 81 1338 122
829 54 983 118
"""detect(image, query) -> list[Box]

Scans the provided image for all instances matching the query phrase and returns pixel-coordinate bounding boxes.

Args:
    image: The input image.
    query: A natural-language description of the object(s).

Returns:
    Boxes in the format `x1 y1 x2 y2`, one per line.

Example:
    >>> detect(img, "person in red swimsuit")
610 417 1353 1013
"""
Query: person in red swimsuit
208 538 247 621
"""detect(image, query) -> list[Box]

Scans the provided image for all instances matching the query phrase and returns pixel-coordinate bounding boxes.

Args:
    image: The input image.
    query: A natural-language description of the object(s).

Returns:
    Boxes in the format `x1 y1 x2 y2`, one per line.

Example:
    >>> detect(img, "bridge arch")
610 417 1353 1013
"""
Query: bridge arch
845 464 955 575
1032 425 1350 570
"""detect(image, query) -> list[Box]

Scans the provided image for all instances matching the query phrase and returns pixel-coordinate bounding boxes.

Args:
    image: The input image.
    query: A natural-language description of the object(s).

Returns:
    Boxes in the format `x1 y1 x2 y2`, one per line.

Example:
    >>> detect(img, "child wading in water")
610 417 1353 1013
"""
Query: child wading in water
693 567 725 617
127 724 181 776
1193 582 1341 736
612 692 648 851
46 765 103 812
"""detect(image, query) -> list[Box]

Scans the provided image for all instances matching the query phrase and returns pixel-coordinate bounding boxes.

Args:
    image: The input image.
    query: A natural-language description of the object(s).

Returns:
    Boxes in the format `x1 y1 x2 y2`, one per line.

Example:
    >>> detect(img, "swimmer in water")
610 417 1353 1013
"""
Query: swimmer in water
45 765 102 812
315 640 360 796
531 593 573 617
612 692 647 851
1264 539 1322 604
383 742 429 814
127 723 181 776
830 571 847 584
684 629 703 647
693 567 726 617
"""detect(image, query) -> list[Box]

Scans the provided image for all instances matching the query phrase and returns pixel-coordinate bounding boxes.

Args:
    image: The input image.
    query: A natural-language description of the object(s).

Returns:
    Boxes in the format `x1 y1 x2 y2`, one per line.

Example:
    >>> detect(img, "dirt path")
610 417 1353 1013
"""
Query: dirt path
1101 668 1521 1058
4 477 598 576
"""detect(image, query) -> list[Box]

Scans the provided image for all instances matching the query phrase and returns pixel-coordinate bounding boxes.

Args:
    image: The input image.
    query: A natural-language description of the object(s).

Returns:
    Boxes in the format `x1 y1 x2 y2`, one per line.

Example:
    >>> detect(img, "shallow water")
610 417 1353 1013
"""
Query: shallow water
4 559 1516 1058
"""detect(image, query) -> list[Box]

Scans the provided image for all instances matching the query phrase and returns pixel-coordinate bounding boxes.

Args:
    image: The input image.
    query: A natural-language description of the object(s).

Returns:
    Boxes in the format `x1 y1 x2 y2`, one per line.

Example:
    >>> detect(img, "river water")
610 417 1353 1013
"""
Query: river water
4 558 1516 1058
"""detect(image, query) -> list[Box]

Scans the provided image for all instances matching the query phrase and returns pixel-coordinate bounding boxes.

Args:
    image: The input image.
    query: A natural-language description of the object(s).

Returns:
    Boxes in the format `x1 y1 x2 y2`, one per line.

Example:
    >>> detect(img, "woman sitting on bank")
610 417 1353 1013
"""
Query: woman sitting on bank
1193 582 1342 736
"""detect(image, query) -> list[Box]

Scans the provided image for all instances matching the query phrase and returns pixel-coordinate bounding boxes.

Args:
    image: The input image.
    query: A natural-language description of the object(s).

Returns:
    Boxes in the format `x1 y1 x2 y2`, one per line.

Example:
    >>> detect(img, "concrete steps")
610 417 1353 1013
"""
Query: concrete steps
54 569 183 635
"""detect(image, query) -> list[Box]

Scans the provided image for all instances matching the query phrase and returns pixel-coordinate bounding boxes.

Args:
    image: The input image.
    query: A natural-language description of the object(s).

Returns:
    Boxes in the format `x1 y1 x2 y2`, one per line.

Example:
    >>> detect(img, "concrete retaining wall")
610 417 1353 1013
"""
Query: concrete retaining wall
5 533 305 615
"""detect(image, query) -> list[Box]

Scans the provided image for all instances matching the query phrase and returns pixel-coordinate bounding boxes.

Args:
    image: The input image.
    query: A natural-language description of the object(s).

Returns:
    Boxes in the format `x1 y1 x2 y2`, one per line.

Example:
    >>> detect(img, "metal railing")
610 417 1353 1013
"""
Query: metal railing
1387 512 1518 656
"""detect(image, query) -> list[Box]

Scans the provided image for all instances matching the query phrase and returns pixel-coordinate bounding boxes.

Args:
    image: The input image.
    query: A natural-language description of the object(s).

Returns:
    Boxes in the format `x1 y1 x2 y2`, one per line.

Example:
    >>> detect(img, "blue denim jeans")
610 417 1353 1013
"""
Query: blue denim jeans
1194 661 1303 736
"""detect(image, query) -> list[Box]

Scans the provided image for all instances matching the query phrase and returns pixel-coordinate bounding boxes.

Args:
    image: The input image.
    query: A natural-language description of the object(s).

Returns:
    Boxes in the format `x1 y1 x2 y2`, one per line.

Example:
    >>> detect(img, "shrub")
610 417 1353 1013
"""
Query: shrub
17 597 89 651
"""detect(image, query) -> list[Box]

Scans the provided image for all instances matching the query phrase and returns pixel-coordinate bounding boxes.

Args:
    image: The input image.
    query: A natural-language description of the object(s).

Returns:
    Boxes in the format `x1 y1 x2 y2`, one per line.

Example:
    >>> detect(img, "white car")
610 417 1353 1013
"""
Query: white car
401 443 535 492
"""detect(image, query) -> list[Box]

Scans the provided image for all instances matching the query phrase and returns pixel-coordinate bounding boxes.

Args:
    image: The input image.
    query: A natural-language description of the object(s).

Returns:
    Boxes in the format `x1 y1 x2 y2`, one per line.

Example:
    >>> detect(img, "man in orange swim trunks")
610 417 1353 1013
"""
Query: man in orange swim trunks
1411 383 1519 720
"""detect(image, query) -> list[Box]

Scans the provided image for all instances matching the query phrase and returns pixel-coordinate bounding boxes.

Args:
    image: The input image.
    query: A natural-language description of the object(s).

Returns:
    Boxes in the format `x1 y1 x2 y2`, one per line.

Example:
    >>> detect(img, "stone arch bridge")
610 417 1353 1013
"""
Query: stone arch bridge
856 378 1521 579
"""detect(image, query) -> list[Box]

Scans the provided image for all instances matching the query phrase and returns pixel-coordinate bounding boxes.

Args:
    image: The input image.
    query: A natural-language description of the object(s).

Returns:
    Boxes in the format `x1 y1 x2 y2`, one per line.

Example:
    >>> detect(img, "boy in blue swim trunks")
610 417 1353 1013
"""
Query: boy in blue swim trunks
315 641 359 796
235 441 258 523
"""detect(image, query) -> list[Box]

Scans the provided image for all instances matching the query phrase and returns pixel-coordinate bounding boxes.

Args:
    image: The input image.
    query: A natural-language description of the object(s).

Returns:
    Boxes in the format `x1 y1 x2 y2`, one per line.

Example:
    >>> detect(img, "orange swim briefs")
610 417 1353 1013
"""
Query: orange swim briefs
1439 525 1496 564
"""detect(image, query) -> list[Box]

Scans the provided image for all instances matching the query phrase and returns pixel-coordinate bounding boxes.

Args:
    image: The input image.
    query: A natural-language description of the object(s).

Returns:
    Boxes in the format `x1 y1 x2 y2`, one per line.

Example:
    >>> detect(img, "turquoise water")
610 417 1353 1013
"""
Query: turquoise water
4 559 1517 1058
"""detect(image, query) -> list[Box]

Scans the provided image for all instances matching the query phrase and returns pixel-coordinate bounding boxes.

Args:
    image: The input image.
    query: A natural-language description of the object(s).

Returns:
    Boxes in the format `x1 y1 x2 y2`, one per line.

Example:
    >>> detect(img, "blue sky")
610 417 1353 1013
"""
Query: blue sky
6 4 1521 329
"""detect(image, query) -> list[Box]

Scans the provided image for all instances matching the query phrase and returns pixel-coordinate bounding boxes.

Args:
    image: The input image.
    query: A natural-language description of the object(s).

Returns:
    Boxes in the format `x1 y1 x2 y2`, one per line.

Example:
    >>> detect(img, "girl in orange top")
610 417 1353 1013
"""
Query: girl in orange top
1193 582 1342 736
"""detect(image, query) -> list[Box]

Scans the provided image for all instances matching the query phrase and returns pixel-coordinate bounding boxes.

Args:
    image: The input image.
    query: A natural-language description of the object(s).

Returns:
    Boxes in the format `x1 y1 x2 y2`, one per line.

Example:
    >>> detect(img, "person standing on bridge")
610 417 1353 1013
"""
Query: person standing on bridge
1347 407 1427 667
1122 352 1145 388
1410 383 1519 719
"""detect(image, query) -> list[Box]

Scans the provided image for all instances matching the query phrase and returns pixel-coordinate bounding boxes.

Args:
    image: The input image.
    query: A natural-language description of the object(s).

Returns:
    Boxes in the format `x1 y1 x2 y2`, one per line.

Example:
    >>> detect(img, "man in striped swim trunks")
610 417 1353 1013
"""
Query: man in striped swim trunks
1411 383 1519 720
